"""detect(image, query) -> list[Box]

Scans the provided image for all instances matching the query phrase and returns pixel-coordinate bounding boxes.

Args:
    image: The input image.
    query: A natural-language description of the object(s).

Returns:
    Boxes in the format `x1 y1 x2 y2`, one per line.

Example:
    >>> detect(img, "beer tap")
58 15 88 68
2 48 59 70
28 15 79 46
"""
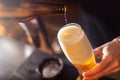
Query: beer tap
0 0 66 47
0 0 66 21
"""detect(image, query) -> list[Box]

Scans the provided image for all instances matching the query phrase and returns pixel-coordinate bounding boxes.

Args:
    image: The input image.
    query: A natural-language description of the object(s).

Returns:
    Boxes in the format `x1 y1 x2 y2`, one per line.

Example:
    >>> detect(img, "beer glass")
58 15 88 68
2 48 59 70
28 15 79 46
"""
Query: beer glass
57 23 96 78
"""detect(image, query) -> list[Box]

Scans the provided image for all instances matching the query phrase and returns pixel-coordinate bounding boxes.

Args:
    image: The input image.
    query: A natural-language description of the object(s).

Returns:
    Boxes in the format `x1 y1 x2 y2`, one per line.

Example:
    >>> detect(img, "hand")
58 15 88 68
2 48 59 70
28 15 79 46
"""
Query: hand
82 39 120 80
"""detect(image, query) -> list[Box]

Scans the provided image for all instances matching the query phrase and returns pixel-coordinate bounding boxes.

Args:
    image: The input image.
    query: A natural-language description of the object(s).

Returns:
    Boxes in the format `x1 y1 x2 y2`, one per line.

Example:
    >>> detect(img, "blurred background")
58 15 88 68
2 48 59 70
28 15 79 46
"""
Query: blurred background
0 0 81 56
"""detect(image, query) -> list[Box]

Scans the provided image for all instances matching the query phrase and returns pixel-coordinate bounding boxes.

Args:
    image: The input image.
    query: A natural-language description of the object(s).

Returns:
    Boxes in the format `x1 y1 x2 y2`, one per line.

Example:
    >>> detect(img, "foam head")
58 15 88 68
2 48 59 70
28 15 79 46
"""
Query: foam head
57 23 82 44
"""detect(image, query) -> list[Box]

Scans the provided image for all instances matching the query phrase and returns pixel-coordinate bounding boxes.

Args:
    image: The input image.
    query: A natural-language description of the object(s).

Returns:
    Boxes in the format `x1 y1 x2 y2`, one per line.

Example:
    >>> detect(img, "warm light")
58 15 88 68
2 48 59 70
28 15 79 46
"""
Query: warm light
0 25 6 35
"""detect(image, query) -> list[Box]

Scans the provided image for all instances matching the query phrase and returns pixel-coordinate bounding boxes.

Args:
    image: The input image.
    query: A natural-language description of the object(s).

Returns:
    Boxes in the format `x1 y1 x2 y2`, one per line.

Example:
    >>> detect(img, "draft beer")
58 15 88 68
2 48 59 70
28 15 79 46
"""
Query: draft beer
57 23 96 74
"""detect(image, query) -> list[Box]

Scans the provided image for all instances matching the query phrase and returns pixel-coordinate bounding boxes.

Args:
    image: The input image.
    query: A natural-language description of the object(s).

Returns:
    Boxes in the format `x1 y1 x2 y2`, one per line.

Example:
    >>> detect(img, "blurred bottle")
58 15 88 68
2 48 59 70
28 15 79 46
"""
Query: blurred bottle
0 0 66 21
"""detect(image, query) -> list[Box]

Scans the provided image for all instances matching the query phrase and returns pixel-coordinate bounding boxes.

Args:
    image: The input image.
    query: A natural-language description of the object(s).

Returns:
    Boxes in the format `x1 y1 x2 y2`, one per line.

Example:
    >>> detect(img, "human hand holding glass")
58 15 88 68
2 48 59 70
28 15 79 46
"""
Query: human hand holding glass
83 38 120 80
57 23 97 80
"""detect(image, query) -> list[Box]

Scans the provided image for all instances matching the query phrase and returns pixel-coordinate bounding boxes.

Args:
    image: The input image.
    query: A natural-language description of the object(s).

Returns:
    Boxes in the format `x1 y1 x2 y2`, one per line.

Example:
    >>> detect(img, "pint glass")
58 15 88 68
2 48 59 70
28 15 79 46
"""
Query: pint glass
57 23 96 75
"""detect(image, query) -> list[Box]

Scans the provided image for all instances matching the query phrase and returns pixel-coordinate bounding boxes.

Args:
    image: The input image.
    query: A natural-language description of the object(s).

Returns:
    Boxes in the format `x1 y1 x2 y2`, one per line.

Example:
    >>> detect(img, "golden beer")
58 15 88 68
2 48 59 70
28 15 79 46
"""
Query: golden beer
57 23 96 73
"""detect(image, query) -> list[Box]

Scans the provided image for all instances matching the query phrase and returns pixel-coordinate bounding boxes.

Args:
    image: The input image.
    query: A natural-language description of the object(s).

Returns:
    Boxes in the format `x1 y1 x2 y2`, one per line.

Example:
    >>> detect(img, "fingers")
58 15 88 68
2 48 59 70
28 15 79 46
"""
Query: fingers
101 60 119 76
83 55 111 77
106 64 120 75
83 59 119 80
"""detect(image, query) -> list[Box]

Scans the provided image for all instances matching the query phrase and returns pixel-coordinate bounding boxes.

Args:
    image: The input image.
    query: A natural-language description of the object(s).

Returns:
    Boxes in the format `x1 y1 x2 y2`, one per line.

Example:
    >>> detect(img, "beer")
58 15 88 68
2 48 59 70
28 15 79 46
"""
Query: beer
74 55 96 73
57 23 96 73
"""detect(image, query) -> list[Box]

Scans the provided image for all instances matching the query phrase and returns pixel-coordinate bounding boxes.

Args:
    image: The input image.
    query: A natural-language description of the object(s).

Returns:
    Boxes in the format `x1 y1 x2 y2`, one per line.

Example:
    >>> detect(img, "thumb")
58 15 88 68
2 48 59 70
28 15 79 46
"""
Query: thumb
93 42 110 58
93 46 103 59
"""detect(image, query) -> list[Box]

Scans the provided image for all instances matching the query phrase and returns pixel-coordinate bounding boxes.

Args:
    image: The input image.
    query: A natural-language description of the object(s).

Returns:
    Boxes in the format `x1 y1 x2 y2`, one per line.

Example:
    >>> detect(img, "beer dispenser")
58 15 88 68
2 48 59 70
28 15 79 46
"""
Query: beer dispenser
0 0 66 46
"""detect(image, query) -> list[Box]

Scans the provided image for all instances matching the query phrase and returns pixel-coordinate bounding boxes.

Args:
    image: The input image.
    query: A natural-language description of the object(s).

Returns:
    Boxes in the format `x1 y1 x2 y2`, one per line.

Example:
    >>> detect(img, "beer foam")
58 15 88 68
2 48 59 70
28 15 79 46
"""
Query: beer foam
57 25 82 44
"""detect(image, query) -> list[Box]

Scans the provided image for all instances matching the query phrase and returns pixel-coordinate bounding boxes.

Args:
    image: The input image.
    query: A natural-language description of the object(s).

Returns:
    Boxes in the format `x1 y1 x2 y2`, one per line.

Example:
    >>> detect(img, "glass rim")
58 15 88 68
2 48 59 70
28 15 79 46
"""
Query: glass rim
57 23 83 43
